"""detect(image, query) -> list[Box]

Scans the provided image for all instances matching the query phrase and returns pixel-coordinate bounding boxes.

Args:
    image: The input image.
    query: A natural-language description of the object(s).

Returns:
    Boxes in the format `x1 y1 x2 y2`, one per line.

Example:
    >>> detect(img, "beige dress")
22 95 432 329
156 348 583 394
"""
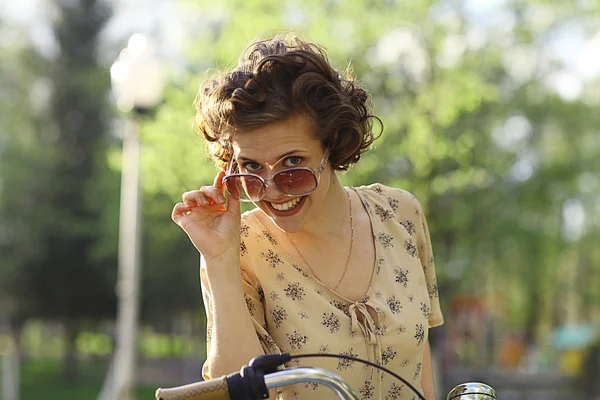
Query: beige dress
201 184 443 400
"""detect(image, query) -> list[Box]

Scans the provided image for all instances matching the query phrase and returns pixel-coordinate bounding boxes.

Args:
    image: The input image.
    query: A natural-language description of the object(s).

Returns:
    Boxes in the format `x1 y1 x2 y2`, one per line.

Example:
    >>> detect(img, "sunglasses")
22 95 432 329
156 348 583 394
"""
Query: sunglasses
223 148 330 202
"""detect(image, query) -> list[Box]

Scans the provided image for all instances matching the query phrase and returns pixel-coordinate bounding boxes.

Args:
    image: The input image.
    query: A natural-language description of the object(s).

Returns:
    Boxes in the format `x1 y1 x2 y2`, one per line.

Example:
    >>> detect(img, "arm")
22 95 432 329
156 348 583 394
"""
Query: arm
421 340 437 400
173 174 279 396
202 256 279 398
173 173 268 378
201 256 265 378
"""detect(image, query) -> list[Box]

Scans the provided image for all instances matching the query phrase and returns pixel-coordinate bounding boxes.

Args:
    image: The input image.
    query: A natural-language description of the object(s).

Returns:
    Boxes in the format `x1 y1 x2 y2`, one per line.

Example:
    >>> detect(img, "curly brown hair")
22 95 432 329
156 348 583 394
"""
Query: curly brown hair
194 34 382 171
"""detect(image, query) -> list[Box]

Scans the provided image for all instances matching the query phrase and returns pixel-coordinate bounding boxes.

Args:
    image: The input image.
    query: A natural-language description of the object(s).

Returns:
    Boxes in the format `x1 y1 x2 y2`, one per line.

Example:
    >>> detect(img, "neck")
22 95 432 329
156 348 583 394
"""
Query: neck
288 172 350 242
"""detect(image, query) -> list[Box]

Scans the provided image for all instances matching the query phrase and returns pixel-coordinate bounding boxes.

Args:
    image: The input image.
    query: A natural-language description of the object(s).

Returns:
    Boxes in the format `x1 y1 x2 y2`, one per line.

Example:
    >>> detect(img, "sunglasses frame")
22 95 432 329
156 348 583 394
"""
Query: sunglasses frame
223 148 331 202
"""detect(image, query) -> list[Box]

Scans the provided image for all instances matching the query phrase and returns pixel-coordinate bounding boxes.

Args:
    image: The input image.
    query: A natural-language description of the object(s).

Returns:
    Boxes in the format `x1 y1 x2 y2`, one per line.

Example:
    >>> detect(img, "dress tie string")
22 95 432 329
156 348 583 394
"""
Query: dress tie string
348 301 385 399
349 302 378 346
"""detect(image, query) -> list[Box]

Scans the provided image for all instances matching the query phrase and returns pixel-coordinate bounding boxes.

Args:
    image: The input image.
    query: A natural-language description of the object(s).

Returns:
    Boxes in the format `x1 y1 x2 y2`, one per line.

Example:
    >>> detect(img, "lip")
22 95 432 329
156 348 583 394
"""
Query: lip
264 196 307 217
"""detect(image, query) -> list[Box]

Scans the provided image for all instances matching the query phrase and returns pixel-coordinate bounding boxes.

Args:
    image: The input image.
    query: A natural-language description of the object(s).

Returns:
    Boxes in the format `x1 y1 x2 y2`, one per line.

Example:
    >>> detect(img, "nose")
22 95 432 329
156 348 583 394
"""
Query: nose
263 179 282 200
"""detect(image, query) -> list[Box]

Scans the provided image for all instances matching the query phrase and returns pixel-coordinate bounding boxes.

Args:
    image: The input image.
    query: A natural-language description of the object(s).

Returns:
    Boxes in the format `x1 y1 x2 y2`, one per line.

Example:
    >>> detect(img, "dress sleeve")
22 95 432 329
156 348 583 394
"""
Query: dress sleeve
200 251 282 380
414 198 444 328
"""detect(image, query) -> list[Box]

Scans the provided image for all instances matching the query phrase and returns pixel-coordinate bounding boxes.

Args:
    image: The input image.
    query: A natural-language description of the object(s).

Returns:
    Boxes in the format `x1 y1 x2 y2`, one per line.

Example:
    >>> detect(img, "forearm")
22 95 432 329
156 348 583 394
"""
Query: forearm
205 269 265 378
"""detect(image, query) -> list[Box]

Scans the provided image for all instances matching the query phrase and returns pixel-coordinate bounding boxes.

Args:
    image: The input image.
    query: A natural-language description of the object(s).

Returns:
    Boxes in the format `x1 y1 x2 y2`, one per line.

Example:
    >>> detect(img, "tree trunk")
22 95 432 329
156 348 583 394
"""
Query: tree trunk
2 321 22 400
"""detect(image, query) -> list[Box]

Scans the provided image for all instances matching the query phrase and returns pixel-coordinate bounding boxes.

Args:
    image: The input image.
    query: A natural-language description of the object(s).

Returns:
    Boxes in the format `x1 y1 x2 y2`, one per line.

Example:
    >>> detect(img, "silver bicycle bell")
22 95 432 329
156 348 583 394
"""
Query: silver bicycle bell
446 382 497 400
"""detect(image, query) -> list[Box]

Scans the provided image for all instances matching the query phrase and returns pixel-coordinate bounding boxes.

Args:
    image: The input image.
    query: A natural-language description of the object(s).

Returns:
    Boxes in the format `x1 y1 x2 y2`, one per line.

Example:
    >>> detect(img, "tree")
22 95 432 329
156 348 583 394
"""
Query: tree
0 0 119 381
142 0 600 358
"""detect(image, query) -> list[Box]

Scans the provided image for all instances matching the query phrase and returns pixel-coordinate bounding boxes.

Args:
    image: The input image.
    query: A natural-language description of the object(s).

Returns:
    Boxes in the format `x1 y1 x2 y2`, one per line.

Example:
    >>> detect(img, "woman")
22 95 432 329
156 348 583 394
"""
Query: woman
172 34 443 400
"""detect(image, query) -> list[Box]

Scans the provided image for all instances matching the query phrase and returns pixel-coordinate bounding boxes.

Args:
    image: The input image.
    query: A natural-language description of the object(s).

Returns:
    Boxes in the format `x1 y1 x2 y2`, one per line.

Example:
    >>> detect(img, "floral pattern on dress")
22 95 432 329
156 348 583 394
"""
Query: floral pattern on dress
337 348 358 370
270 305 288 328
404 239 418 258
284 282 306 301
359 380 375 399
387 295 403 314
262 230 277 245
286 330 309 349
399 219 416 236
321 312 341 333
387 197 399 212
374 204 394 221
386 382 405 400
382 346 398 365
377 232 394 248
244 293 255 316
261 249 283 268
240 223 250 237
394 267 409 287
200 183 444 400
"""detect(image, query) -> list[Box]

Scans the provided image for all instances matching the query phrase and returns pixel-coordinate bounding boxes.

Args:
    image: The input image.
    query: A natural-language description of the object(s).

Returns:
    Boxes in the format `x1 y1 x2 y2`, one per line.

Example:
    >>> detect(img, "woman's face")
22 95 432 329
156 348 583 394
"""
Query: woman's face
230 114 332 233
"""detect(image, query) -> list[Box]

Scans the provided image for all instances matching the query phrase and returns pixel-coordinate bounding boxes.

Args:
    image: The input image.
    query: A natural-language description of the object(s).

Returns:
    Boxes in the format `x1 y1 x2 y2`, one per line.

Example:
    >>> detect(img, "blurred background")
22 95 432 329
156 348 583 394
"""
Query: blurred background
1 0 599 399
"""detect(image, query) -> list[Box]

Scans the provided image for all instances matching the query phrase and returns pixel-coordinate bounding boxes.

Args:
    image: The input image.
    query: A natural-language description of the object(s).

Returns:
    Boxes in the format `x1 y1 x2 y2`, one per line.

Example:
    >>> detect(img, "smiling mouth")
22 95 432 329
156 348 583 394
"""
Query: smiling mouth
269 197 303 212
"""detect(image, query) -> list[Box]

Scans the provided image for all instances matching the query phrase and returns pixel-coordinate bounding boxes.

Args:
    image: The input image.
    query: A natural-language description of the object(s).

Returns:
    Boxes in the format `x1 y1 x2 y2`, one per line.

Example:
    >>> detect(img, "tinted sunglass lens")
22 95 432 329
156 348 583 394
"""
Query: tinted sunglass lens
273 170 317 195
224 178 243 200
227 176 264 201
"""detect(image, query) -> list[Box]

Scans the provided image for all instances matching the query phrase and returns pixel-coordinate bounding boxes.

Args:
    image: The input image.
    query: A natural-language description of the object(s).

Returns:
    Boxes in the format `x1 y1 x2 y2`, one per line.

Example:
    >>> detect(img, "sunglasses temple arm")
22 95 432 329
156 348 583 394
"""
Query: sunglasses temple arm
317 147 331 173
223 157 235 182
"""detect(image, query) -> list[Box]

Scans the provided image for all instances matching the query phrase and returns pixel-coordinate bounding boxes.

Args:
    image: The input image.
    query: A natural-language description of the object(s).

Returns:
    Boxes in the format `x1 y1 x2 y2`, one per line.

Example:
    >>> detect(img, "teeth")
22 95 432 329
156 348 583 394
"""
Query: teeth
270 197 302 211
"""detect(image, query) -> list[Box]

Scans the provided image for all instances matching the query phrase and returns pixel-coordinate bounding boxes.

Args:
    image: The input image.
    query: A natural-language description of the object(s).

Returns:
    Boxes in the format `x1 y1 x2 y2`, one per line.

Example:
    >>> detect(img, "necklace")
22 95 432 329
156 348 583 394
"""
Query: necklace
287 188 354 291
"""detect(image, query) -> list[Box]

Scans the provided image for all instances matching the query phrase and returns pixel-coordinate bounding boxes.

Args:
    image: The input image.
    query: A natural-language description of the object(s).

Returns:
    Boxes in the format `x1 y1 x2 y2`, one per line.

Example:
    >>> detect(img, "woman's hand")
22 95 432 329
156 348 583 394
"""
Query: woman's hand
172 171 241 265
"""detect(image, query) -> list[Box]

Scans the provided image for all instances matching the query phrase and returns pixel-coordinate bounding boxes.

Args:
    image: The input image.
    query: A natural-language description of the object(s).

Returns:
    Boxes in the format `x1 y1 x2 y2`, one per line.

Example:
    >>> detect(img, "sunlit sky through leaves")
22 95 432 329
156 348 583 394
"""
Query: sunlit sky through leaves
3 0 600 97
2 0 597 238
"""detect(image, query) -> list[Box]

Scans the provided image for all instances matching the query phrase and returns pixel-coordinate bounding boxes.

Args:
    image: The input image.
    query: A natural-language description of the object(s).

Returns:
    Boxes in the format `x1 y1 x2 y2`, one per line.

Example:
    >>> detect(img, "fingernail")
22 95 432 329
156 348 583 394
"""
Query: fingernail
200 198 208 205
217 194 225 203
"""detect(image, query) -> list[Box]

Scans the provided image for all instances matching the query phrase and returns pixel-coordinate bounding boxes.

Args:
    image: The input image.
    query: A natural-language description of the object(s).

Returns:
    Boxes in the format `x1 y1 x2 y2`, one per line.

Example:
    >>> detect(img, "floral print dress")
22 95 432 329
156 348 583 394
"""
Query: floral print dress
201 184 443 400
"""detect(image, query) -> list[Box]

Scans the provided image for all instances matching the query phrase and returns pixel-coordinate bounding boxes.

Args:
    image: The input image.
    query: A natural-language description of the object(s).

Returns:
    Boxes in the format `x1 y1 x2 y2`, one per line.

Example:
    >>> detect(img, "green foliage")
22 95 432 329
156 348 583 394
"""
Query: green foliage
141 0 600 347
14 359 155 400
1 0 599 373
0 0 118 331
0 322 205 359
25 0 117 323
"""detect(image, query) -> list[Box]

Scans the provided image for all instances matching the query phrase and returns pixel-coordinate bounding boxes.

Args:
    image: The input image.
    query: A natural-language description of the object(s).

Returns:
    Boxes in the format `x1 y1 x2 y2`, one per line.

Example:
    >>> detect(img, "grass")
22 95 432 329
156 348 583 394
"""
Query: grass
0 324 207 399
2 358 156 400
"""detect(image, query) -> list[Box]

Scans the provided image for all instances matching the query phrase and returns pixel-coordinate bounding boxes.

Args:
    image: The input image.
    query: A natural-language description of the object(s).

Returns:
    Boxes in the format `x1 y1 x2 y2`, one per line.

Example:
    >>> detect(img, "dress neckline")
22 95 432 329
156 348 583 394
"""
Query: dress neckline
247 186 379 305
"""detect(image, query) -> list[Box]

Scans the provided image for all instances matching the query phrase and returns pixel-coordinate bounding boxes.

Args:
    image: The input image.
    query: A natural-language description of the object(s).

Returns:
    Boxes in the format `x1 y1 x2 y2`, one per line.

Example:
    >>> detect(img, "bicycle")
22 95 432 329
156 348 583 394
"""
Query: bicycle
155 353 497 400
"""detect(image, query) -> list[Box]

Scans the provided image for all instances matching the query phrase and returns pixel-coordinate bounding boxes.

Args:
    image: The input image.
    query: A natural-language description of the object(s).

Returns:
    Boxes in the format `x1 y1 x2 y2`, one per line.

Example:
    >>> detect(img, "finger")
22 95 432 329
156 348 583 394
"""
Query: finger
182 190 208 206
171 202 192 223
199 185 226 205
173 202 193 214
226 191 241 219
216 170 241 218
214 170 226 191
182 187 224 206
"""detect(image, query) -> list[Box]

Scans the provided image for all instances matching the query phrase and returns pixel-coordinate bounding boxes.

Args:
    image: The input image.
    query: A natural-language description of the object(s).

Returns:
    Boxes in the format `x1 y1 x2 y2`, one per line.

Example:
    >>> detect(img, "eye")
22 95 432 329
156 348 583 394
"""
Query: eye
283 156 303 167
242 161 262 172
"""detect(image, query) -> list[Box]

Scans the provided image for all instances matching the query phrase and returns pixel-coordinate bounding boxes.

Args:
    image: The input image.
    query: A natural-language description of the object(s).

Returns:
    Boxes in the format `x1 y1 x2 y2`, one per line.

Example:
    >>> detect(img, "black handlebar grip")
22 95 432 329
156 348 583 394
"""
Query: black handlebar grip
155 376 230 400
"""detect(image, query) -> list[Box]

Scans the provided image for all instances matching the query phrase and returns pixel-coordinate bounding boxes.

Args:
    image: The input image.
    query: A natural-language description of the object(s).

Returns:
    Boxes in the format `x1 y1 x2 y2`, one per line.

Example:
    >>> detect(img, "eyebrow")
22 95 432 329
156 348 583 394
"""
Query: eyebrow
236 149 306 164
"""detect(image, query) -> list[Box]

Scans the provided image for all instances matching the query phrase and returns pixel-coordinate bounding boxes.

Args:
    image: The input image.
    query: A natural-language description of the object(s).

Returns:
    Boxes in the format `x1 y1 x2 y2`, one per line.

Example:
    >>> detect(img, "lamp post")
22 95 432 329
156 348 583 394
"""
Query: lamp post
107 33 165 400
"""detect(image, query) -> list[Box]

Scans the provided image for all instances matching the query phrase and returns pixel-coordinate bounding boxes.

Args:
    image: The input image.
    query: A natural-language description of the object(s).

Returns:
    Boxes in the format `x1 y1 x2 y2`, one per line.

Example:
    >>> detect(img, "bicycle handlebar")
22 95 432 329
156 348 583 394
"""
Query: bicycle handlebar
156 375 230 400
155 355 497 400
264 367 359 399
155 367 360 400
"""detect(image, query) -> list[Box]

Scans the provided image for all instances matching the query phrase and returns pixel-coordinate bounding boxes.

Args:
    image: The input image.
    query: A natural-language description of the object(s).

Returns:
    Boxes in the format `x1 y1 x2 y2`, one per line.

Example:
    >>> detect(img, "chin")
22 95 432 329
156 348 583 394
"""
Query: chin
258 197 309 233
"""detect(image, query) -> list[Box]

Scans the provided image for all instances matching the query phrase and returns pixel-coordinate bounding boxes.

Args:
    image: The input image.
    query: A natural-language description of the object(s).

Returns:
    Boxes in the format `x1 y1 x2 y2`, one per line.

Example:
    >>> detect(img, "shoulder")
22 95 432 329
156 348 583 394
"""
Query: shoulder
241 207 260 224
239 209 263 268
239 208 279 276
353 183 423 218
240 208 265 235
